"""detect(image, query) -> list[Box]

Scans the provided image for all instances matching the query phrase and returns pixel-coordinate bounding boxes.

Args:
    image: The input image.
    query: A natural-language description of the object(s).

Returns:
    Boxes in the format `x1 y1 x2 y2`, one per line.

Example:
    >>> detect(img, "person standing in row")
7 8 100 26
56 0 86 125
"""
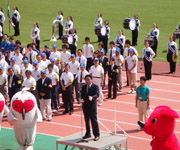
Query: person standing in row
94 13 103 42
49 44 61 61
136 76 150 130
83 37 94 71
31 22 40 50
57 10 63 39
126 48 138 94
89 58 104 106
12 6 20 36
167 36 178 74
69 29 78 55
101 20 110 53
142 42 155 80
108 41 116 61
148 23 159 57
60 44 70 63
27 43 38 64
81 75 100 141
76 49 87 65
37 70 52 121
113 48 124 92
132 14 140 46
60 64 74 115
64 16 73 34
43 45 51 60
114 29 125 56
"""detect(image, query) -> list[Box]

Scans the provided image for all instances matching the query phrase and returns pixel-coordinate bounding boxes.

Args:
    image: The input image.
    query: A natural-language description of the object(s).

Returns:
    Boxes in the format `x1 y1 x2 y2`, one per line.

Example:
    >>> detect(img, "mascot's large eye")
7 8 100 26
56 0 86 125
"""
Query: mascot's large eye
152 118 157 124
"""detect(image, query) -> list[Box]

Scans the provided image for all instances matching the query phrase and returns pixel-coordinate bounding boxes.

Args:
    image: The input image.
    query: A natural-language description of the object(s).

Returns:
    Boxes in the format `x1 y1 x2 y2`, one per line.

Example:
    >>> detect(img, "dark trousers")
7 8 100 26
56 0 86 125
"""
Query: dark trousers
167 52 176 73
69 44 76 55
151 41 158 57
118 45 124 56
72 77 80 102
101 36 108 54
36 39 40 51
58 24 63 39
83 103 100 137
63 85 73 112
51 86 58 109
86 58 92 71
97 35 101 42
143 58 152 80
132 29 138 46
125 60 129 86
108 79 117 98
0 36 2 43
8 88 16 102
13 19 20 36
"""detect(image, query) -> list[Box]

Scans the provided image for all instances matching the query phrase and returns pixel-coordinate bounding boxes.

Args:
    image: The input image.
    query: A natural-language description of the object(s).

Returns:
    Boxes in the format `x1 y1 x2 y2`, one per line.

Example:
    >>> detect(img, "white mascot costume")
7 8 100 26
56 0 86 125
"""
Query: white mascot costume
8 91 42 150
0 93 9 131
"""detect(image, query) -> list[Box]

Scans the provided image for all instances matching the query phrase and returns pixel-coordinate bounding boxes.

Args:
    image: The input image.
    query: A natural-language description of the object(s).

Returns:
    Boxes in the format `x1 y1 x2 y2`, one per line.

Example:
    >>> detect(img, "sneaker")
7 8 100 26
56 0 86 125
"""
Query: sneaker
47 119 52 122
52 110 58 113
118 89 123 92
132 90 136 94
128 89 133 94
98 103 103 106
137 127 142 131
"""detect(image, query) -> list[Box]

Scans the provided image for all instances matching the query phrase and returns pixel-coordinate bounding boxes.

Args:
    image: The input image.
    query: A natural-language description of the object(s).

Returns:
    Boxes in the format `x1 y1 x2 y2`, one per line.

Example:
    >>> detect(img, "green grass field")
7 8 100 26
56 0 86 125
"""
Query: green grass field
1 0 180 61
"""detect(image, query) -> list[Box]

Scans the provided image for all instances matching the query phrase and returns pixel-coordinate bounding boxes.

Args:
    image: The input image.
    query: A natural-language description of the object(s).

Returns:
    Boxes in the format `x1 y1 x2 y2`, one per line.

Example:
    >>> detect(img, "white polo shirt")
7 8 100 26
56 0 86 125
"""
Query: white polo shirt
49 51 61 61
126 55 138 73
69 61 80 77
83 44 94 58
77 70 89 83
124 46 138 58
60 72 74 86
21 65 33 79
27 50 38 63
112 54 124 67
14 54 23 67
76 55 87 65
0 59 8 72
0 73 7 86
32 68 42 81
60 51 71 63
8 64 21 75
142 47 155 62
22 76 36 90
47 72 59 86
89 65 104 78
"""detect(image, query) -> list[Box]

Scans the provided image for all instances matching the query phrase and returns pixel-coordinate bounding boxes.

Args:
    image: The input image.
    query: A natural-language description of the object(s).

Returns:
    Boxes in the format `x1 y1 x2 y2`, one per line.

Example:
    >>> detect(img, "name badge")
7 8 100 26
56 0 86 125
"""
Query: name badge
44 83 47 86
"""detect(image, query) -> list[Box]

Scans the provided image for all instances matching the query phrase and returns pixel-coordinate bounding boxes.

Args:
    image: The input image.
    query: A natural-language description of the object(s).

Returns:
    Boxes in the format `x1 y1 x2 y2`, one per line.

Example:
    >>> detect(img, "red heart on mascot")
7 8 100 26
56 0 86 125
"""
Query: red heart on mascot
0 101 5 113
12 99 35 114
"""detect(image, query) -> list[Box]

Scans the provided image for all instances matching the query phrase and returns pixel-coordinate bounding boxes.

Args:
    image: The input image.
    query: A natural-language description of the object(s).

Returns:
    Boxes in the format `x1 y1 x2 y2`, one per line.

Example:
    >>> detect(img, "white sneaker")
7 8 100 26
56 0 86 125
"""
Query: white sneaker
137 127 142 131
132 90 136 94
52 110 58 113
26 146 33 150
128 90 133 94
98 103 103 106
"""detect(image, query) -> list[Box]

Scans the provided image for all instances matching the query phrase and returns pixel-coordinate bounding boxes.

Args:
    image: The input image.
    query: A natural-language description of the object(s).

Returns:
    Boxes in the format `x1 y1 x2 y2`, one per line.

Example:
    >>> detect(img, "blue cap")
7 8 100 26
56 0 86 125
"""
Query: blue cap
41 53 46 56
10 57 16 61
71 54 75 58
50 58 56 62
53 44 58 48
41 70 46 74
0 52 3 56
80 63 85 68
94 58 99 61
100 49 105 53
44 45 49 48
33 60 38 65
129 48 134 52
116 48 121 52
0 65 3 70
24 60 29 64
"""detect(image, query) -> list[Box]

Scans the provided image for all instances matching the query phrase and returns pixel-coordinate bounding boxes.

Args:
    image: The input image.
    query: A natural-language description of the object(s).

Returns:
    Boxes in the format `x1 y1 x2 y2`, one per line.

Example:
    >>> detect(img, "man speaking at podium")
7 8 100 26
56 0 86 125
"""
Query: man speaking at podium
81 75 100 141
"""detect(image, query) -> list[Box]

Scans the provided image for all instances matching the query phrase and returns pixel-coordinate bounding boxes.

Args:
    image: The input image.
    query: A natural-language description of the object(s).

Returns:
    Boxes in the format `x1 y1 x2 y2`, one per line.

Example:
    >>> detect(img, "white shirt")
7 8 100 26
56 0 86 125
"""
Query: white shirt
14 54 23 67
167 41 178 55
0 25 2 37
47 72 59 86
135 19 141 31
0 59 8 72
76 55 87 65
114 35 125 48
21 65 33 79
148 28 160 40
0 73 7 86
69 61 80 77
27 50 38 63
94 17 103 27
142 47 155 62
9 75 14 88
22 77 36 90
89 65 104 78
12 10 20 21
60 72 74 86
8 64 21 75
124 46 138 58
60 51 71 63
31 27 40 40
56 14 63 26
38 60 47 70
0 11 5 24
108 47 116 60
49 51 61 61
83 44 94 58
64 20 73 31
112 54 124 67
70 33 78 46
53 65 59 74
126 55 138 73
32 68 42 81
77 70 89 83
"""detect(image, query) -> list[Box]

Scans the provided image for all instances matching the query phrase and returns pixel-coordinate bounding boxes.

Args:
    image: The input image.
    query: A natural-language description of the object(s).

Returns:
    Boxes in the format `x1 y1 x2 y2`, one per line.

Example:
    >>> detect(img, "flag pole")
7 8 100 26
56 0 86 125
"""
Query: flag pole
8 1 10 33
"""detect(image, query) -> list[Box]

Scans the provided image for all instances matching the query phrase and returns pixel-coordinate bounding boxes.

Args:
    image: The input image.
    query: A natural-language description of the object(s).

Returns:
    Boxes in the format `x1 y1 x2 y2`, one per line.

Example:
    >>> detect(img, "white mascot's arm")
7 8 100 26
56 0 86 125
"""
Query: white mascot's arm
8 109 18 125
4 105 9 116
36 108 42 122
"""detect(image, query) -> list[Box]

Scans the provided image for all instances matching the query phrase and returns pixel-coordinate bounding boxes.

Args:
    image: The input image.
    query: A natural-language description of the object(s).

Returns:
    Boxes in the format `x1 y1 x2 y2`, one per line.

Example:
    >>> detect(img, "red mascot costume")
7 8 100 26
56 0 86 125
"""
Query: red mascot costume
138 106 180 150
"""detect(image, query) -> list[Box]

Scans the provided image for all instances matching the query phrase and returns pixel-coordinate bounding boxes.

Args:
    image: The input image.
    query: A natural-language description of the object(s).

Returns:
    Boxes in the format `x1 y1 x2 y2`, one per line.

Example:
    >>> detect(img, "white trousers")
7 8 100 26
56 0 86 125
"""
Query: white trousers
92 78 103 103
39 98 52 120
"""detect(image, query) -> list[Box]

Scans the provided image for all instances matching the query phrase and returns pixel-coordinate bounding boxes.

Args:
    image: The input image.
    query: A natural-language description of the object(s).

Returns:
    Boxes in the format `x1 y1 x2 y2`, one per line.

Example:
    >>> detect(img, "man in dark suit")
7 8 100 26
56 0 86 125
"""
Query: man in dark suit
100 50 108 89
81 75 100 141
37 70 52 121
107 58 118 99
8 67 21 101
